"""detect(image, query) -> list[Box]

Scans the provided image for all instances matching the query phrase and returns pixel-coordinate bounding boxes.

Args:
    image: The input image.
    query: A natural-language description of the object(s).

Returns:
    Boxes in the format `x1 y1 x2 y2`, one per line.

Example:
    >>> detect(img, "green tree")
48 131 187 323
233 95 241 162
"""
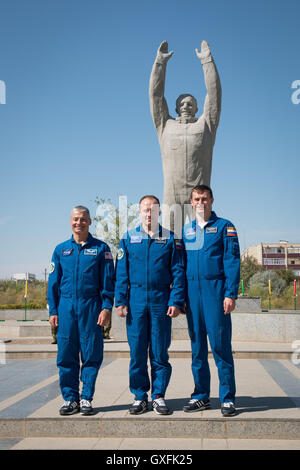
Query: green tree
93 196 139 259
275 268 295 285
240 256 263 290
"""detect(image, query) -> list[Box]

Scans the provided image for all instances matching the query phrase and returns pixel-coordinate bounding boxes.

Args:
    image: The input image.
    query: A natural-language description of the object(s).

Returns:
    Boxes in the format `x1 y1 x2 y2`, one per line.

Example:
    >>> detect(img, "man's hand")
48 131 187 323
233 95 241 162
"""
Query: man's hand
97 309 111 327
49 315 58 328
156 40 174 63
223 298 236 315
195 40 211 61
117 305 128 318
167 306 181 318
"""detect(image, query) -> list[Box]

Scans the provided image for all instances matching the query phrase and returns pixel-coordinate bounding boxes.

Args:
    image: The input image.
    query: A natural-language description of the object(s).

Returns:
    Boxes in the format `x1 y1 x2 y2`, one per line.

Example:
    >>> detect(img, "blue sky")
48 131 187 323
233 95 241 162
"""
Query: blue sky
0 0 299 279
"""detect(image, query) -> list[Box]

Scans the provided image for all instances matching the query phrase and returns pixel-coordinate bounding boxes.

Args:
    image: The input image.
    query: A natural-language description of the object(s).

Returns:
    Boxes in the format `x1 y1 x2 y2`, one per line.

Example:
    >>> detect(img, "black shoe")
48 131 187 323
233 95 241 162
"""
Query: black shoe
183 399 210 413
129 399 148 415
221 402 236 417
59 400 79 415
152 397 170 415
80 399 93 415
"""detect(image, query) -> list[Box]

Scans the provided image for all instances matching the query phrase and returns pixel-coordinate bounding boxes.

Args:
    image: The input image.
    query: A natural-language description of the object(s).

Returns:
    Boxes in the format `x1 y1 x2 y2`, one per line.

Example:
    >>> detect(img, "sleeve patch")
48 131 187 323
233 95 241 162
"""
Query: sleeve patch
49 262 55 274
117 248 124 260
226 227 237 237
175 239 183 249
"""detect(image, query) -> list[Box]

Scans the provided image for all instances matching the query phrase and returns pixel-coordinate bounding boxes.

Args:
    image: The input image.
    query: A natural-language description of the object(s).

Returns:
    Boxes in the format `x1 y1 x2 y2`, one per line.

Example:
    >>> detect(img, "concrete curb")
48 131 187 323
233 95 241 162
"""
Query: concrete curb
1 417 300 440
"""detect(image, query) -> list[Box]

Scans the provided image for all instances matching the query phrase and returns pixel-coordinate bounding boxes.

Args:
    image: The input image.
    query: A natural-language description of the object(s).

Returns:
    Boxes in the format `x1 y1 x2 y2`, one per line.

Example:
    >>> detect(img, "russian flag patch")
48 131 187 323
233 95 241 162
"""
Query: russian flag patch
226 227 237 237
175 239 183 249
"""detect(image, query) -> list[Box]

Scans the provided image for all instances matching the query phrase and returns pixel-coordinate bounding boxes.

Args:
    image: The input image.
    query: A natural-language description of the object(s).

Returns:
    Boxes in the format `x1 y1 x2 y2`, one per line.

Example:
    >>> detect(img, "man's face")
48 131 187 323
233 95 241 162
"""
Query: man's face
178 96 198 118
190 190 214 220
70 210 91 237
139 198 161 230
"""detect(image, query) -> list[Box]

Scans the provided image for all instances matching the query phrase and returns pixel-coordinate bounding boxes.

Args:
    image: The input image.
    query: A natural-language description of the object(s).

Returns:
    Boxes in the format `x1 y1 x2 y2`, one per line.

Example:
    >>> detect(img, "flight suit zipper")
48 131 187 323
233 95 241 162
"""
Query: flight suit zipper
197 225 202 285
75 244 80 314
146 236 151 306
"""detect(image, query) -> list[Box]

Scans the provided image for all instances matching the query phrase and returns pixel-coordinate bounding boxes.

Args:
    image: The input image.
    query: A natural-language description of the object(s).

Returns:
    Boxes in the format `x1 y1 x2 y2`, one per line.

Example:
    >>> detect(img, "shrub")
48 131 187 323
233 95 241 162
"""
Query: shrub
249 270 287 297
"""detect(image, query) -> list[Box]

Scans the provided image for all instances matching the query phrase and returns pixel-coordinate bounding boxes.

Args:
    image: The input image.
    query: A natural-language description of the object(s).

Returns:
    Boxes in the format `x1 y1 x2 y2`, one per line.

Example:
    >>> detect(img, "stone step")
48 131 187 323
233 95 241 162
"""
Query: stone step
2 350 293 360
0 358 299 441
5 337 54 344
1 416 300 440
0 321 51 338
1 339 294 360
1 305 300 343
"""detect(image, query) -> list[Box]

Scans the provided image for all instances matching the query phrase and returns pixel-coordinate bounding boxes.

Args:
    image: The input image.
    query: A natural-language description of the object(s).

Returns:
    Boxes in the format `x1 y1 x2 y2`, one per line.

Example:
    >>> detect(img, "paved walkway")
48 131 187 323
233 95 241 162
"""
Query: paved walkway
0 339 300 450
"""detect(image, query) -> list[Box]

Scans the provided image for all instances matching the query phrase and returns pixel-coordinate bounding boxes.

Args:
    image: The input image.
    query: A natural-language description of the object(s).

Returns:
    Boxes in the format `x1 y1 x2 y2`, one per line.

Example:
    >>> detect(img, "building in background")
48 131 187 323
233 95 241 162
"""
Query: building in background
12 273 36 282
241 242 300 276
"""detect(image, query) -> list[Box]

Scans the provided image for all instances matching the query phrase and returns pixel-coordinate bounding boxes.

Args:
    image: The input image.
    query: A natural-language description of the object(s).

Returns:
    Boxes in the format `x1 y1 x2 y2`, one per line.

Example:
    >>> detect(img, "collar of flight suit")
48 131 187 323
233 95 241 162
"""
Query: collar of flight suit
138 224 164 238
70 232 94 247
192 211 218 230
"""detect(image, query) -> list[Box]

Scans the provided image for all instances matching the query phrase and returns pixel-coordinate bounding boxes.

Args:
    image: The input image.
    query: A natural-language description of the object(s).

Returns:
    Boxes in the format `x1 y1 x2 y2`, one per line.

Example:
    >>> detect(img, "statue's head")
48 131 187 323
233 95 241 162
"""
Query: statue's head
175 94 198 118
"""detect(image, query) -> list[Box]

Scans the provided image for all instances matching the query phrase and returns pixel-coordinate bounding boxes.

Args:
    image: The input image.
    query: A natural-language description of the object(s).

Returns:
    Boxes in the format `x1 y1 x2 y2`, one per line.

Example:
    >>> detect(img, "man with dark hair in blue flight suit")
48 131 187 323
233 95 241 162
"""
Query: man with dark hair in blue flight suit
115 195 186 415
182 186 240 417
47 206 114 416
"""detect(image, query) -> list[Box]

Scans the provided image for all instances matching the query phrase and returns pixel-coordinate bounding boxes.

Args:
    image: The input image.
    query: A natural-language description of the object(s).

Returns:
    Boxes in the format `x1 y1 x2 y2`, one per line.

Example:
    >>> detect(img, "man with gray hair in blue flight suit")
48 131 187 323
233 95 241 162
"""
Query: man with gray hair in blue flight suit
47 205 114 416
182 185 240 417
115 195 186 416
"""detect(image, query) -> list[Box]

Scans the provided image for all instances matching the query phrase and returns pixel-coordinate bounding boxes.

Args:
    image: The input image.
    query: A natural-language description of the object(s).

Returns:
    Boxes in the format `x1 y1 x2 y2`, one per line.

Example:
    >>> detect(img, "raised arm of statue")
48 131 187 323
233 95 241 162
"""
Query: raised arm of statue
195 41 222 135
149 41 174 137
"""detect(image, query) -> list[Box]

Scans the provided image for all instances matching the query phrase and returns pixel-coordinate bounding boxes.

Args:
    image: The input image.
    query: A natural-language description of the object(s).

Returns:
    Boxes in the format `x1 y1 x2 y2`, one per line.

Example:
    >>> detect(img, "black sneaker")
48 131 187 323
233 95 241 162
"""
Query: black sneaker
183 399 211 413
129 399 148 415
221 402 236 417
59 400 79 415
80 399 93 415
152 397 170 415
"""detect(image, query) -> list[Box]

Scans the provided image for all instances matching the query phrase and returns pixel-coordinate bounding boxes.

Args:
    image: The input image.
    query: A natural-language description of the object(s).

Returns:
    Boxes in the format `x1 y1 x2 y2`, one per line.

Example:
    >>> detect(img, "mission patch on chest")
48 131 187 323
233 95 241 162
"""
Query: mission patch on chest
206 226 218 234
84 248 98 256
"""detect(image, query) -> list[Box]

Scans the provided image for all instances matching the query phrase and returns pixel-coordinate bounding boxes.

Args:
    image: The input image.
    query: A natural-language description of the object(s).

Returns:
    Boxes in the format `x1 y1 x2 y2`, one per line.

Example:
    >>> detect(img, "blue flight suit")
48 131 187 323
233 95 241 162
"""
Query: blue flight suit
115 225 186 401
182 211 240 404
47 233 114 402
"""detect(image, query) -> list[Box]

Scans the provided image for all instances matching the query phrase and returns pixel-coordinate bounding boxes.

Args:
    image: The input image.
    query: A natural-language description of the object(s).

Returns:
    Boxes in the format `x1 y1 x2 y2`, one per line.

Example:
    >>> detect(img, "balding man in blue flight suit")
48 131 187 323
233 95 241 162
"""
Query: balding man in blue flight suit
47 205 114 416
182 185 240 417
115 195 186 416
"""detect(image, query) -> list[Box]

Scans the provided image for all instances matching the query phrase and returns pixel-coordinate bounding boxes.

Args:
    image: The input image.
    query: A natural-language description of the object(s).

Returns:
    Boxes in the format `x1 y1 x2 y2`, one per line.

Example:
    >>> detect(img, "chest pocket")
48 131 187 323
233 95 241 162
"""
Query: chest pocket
169 137 183 150
128 243 146 263
204 233 223 254
152 241 171 268
203 233 224 280
82 259 100 297
186 130 204 148
59 254 75 297
60 268 73 297
184 229 204 280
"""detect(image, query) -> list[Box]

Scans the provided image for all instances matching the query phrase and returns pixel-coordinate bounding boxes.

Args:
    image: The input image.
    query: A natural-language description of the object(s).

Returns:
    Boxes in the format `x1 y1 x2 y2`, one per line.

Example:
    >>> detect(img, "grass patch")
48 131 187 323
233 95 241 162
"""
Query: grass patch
0 280 47 309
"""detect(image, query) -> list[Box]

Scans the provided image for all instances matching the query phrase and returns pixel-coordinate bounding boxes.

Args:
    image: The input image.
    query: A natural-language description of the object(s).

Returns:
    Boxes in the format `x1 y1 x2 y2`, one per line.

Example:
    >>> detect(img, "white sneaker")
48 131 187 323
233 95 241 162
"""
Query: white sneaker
80 399 93 415
129 399 148 415
59 400 79 415
221 401 236 416
152 397 170 415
